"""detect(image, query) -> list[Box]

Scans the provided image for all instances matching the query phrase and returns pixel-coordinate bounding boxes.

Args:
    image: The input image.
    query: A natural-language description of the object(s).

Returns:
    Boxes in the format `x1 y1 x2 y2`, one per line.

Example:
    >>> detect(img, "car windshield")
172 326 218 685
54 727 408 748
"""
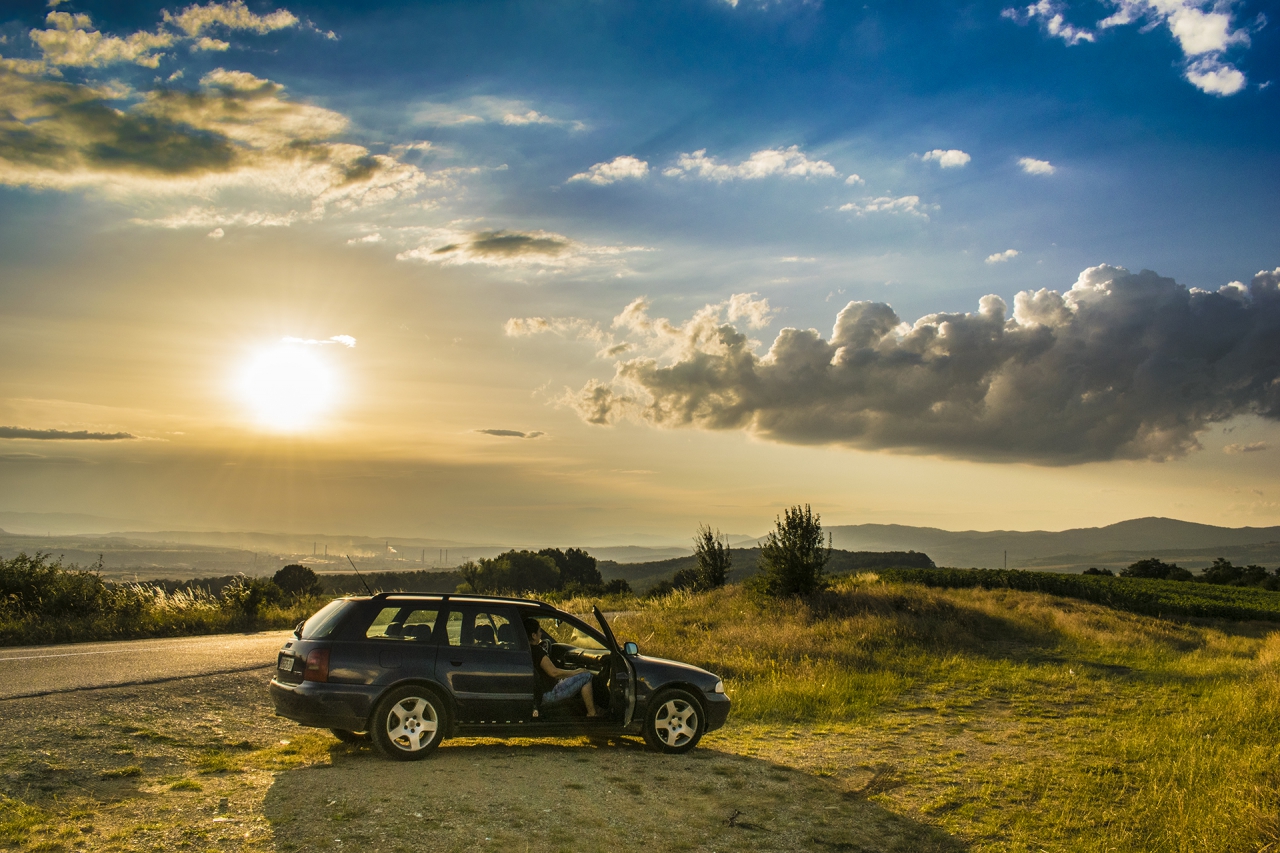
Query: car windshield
539 615 606 650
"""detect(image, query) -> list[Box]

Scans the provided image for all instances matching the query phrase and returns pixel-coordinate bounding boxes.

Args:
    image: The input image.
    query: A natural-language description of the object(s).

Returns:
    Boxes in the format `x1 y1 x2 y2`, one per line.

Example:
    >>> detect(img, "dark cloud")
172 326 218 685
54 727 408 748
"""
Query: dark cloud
571 265 1280 465
475 429 545 439
0 427 135 440
464 230 572 258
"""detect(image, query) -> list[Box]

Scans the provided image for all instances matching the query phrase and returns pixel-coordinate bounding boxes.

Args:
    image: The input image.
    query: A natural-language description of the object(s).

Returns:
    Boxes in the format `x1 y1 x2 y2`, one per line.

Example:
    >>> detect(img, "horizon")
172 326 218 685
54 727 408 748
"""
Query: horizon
2 0 1278 542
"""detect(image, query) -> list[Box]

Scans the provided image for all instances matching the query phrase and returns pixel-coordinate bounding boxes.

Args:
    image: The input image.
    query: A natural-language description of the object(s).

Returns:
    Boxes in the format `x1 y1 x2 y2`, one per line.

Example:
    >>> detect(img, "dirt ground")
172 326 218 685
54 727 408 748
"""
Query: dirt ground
0 669 963 853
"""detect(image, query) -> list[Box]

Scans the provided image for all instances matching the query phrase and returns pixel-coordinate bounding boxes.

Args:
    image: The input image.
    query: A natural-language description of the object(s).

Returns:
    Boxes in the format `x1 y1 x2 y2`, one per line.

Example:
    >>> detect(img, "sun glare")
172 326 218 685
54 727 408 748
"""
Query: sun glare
237 345 337 432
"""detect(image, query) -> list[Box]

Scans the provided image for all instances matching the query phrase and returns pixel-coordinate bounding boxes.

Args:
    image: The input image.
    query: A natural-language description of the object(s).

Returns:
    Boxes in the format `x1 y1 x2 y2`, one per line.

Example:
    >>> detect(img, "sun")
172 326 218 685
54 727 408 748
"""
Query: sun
237 344 338 432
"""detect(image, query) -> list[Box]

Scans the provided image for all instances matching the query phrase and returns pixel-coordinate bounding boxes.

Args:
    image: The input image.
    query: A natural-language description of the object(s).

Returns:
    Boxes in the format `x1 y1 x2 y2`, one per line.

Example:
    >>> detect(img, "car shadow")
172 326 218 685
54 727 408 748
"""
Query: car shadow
261 735 968 852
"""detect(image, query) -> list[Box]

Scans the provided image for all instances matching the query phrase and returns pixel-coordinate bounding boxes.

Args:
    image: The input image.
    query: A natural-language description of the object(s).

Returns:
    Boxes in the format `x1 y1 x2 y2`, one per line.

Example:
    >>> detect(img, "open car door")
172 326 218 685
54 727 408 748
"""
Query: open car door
593 606 636 727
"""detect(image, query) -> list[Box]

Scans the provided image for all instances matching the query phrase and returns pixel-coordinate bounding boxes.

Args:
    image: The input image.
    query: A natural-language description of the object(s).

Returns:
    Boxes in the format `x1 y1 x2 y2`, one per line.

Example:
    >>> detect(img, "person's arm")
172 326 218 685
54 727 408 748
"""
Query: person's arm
538 655 586 680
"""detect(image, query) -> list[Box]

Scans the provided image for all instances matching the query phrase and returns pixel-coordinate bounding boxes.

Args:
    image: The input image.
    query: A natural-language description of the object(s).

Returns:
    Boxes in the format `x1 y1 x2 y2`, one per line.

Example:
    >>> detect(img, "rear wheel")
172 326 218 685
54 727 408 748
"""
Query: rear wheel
642 689 703 754
370 687 447 760
329 728 369 743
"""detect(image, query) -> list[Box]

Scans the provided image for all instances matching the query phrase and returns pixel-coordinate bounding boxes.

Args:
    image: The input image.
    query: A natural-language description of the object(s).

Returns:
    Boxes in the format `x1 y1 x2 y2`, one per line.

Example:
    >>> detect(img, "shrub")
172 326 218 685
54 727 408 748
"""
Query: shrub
1122 558 1193 581
1084 567 1115 576
692 525 731 591
754 504 830 597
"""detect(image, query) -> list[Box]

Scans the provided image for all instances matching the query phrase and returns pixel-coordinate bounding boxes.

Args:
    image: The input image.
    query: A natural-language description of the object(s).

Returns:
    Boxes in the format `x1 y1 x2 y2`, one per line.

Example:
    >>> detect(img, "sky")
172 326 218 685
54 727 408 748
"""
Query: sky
0 0 1278 544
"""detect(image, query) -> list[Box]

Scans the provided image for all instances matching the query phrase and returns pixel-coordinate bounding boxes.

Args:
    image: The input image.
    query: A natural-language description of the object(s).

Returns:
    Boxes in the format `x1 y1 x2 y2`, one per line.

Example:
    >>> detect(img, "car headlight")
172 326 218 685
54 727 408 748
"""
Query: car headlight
714 680 725 694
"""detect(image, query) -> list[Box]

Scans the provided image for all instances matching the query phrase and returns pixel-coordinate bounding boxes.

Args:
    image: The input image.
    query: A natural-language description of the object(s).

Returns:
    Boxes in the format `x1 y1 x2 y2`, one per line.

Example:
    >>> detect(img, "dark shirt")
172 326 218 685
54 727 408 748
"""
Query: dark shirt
530 643 557 696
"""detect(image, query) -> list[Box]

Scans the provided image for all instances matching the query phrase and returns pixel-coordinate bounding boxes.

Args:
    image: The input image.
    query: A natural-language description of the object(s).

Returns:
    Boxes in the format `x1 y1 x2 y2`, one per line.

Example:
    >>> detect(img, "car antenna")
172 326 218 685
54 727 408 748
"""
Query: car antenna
345 554 374 595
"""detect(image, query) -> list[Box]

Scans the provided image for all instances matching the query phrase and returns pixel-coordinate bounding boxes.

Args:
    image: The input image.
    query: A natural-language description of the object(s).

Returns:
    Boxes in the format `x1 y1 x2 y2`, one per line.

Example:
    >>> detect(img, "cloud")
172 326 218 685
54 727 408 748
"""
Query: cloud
568 155 649 186
504 316 608 344
986 249 1020 264
347 233 384 244
1018 157 1056 175
0 68 426 214
398 228 644 269
30 11 174 68
475 429 545 439
280 334 356 347
844 174 863 185
208 227 224 238
162 2 298 37
414 97 583 130
1002 1 1095 45
921 149 971 168
663 146 838 181
0 426 134 440
193 37 230 51
556 265 1280 466
1224 442 1268 454
839 195 932 219
1003 0 1252 95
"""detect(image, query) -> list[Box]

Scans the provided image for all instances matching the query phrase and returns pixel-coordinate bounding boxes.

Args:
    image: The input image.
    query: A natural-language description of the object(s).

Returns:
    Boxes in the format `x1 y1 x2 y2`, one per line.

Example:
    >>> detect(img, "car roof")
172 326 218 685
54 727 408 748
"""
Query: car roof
350 591 556 609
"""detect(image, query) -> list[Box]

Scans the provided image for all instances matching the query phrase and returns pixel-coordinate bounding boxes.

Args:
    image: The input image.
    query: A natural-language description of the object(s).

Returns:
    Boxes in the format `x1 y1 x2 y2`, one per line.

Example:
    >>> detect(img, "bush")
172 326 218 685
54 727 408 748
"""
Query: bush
1122 558 1193 581
754 504 830 597
692 525 731 591
1084 567 1115 576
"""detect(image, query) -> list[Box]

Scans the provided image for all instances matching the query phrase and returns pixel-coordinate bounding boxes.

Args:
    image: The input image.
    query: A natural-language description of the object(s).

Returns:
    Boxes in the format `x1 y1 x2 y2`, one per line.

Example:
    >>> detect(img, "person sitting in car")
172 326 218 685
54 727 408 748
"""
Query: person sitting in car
524 617 601 717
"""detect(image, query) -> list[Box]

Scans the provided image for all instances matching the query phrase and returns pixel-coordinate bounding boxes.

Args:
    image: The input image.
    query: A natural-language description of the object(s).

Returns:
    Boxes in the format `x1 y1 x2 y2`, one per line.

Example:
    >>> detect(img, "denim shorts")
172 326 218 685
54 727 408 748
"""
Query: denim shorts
541 670 592 706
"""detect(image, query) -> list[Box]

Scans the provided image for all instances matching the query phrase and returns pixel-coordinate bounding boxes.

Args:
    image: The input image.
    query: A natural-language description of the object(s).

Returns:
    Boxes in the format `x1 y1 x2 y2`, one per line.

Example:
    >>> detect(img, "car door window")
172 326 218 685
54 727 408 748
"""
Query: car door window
445 609 524 650
366 606 440 641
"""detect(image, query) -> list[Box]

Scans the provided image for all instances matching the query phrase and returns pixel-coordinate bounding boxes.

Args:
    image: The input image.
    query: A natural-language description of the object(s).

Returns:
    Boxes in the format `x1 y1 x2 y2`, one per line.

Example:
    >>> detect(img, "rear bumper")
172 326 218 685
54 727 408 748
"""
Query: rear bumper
703 693 731 733
269 679 379 731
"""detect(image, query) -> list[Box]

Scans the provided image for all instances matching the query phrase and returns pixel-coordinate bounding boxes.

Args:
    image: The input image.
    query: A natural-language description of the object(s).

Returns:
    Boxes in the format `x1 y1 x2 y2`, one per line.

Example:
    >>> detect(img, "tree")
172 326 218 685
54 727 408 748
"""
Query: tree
273 564 322 598
693 525 732 591
755 504 830 596
538 547 603 588
458 551 560 594
1083 567 1114 576
1121 558 1193 581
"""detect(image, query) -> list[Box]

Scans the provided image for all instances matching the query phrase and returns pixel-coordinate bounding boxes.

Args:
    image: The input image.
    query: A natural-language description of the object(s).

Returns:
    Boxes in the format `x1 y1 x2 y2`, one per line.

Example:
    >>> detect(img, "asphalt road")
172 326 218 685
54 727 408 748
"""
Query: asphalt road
0 631 291 700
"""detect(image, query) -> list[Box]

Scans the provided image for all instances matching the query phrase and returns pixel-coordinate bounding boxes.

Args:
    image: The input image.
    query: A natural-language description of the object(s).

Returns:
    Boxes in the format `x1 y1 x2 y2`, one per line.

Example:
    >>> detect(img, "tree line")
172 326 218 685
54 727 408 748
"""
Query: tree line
1085 557 1280 590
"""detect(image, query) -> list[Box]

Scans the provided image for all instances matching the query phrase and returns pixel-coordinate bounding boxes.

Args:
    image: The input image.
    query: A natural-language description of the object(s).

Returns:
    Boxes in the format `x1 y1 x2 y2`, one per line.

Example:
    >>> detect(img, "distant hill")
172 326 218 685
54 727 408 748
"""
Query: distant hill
825 517 1280 572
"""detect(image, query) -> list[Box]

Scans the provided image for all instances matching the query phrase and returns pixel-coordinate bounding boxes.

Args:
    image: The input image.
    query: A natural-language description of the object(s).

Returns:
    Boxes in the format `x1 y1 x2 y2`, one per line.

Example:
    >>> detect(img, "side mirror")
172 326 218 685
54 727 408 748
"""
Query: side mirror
622 641 638 656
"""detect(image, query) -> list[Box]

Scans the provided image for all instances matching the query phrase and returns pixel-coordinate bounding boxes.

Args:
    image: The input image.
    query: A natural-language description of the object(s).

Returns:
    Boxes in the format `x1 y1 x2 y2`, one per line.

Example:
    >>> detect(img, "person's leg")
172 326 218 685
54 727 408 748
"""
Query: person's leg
580 678 598 717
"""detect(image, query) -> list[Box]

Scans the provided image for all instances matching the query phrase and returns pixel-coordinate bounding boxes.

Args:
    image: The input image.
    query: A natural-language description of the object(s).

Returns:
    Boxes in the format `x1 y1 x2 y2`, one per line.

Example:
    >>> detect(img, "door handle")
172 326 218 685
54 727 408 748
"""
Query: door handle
450 660 463 666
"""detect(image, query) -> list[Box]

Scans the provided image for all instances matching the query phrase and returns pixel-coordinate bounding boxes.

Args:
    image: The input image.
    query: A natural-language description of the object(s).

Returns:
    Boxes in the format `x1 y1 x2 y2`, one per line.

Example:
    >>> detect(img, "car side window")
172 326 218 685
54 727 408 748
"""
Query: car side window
366 606 440 641
445 609 525 650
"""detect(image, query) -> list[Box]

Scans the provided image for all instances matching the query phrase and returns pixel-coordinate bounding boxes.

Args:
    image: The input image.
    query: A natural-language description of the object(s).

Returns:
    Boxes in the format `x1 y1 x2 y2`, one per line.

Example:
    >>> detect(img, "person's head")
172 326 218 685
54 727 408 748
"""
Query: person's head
523 617 542 641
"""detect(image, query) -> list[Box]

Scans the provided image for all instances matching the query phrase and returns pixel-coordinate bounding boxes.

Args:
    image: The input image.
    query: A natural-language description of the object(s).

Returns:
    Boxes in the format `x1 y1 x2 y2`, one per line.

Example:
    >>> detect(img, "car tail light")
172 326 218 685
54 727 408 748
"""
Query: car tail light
304 648 330 682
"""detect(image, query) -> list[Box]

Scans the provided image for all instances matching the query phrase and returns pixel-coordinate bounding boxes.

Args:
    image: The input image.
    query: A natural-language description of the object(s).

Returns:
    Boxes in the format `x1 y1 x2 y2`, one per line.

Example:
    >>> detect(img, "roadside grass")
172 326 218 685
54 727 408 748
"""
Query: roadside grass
1 579 1277 851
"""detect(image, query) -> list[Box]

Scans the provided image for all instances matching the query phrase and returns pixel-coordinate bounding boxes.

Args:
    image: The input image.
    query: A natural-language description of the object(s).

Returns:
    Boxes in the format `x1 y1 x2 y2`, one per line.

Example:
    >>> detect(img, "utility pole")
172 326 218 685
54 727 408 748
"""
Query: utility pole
1004 550 1007 569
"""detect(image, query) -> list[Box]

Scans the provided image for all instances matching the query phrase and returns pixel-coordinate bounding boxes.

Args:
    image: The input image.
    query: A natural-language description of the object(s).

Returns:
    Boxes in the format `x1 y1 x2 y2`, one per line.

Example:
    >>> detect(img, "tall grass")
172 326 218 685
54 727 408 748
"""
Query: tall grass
0 552 322 646
608 575 1280 852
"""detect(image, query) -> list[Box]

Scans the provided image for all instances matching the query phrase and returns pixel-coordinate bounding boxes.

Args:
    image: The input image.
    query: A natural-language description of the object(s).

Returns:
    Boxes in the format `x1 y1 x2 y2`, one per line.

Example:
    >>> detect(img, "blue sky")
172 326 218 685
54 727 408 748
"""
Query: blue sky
0 0 1278 541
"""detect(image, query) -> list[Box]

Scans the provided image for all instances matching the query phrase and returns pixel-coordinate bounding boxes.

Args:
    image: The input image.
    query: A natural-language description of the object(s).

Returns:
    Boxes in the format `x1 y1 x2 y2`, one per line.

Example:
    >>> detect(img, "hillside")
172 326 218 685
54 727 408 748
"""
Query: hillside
599 547 934 591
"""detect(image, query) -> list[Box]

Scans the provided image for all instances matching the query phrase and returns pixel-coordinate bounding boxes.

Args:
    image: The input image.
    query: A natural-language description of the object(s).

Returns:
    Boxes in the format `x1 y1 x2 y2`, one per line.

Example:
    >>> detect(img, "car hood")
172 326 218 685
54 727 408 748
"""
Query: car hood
631 654 720 687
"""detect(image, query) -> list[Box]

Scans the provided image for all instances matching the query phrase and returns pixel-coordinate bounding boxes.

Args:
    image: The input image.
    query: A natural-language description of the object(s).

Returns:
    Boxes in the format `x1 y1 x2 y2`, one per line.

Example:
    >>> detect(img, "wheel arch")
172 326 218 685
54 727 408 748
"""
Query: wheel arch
366 678 456 733
643 681 707 717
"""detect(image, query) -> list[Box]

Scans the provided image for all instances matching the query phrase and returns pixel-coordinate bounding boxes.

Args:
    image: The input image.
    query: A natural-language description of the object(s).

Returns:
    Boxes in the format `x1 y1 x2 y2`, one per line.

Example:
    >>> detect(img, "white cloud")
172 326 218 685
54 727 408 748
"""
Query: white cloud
1018 157 1056 175
1002 1 1095 44
347 233 384 244
134 207 304 230
207 227 224 239
1224 442 1268 454
726 293 775 329
844 174 864 185
162 1 298 37
986 249 1020 264
281 335 357 347
568 155 649 186
1004 0 1252 95
664 146 838 181
193 37 230 51
921 149 971 168
839 195 932 219
30 11 174 68
414 97 584 130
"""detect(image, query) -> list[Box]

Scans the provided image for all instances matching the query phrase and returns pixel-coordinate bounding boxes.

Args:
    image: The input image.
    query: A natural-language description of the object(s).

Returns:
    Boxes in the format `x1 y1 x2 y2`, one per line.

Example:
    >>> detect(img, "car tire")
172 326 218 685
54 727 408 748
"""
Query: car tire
642 688 703 754
370 686 447 761
329 728 369 743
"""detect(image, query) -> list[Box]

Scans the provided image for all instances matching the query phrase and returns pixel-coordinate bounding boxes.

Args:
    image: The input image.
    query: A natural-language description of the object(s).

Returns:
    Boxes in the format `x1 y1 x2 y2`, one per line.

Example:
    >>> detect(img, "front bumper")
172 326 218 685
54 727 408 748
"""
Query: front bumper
269 678 379 731
703 692 731 733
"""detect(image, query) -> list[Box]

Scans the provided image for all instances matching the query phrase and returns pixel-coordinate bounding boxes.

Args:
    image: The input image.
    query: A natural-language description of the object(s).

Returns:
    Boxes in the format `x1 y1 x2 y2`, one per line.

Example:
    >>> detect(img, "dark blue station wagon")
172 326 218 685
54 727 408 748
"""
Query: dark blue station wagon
269 593 730 760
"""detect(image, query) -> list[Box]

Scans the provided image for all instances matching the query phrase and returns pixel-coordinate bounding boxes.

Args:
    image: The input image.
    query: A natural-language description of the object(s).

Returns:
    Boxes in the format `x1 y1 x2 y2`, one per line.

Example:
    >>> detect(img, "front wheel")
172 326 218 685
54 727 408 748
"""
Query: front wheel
370 687 447 760
642 689 703 754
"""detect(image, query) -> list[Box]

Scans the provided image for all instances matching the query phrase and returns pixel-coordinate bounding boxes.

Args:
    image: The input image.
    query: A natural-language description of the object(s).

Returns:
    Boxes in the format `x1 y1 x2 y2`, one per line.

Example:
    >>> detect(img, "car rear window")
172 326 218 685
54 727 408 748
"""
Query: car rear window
365 606 441 641
299 599 354 640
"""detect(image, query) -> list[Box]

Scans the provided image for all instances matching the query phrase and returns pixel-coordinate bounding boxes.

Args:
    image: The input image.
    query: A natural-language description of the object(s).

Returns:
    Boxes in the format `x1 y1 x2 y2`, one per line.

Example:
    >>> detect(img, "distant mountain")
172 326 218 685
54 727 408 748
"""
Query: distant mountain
826 517 1280 572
